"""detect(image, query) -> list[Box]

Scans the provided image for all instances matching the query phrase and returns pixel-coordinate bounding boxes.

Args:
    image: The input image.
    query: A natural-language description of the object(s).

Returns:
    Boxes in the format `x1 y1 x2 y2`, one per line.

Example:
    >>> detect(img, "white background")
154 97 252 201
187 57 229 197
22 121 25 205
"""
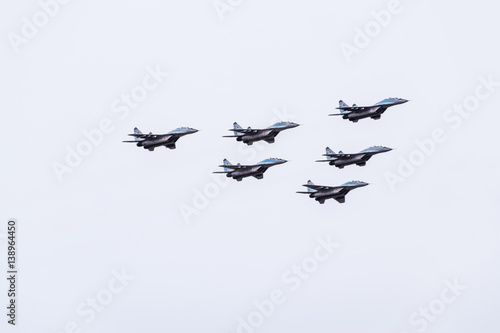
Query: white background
1 0 499 332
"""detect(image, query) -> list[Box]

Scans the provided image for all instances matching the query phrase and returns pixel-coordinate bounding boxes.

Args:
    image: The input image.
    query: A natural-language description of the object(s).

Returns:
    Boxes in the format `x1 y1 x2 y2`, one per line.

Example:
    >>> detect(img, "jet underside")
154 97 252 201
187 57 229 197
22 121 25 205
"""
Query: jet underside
228 166 266 181
138 136 178 150
343 107 387 121
237 130 276 145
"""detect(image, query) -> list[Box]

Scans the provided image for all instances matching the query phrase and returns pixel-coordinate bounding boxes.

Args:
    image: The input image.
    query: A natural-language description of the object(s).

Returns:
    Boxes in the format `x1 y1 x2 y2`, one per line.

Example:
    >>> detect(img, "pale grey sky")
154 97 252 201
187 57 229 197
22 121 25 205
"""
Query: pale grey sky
1 0 499 332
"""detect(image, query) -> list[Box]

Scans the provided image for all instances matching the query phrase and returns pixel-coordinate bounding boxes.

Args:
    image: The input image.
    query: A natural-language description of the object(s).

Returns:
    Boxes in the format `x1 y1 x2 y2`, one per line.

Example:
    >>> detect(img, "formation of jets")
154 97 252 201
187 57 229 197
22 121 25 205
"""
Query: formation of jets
123 97 409 204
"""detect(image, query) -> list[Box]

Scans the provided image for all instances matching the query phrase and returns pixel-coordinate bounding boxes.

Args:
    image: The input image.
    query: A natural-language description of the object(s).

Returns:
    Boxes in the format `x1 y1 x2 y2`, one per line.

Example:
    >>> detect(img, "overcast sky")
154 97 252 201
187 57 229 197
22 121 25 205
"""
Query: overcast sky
1 0 499 332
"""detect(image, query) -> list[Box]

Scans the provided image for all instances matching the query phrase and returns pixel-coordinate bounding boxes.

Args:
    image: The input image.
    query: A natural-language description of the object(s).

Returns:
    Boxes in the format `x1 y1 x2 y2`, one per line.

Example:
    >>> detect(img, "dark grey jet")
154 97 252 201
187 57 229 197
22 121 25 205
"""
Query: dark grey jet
213 158 287 181
329 97 408 122
297 180 369 204
316 146 392 169
123 127 198 151
223 121 299 145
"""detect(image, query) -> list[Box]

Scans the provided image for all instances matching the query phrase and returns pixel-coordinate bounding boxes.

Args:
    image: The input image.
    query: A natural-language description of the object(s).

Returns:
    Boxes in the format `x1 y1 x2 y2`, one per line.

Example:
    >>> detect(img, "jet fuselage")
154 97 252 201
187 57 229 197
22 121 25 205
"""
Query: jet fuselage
237 130 275 145
330 155 368 168
227 166 263 180
137 135 177 149
342 107 386 121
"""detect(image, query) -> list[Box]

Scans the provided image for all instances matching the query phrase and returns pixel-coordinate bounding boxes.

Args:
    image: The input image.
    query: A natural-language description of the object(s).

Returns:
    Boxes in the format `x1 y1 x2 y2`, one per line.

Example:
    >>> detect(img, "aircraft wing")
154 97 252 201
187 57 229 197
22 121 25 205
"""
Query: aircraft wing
329 112 351 116
303 184 342 192
323 153 359 159
218 164 243 169
217 164 258 170
335 105 372 111
231 128 263 134
330 105 386 116
335 105 388 112
128 133 161 139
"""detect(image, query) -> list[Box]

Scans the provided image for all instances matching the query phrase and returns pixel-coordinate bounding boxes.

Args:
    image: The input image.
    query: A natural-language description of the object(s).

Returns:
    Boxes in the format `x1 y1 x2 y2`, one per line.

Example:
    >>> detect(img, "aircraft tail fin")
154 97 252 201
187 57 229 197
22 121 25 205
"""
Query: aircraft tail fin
325 147 335 160
307 180 316 193
133 127 143 141
233 122 244 136
339 100 350 114
223 159 232 172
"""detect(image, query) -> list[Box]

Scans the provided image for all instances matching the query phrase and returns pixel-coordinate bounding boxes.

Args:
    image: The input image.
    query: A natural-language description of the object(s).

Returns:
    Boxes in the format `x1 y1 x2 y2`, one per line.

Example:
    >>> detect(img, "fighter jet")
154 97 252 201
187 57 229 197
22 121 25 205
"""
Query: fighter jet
213 158 287 181
329 97 408 122
297 180 369 204
223 121 299 145
316 146 392 169
123 127 198 151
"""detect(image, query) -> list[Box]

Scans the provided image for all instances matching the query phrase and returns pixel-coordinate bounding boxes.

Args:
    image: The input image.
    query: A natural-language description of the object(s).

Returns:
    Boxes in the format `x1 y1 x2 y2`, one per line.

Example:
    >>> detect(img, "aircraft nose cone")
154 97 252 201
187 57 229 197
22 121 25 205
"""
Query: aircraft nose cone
399 99 409 104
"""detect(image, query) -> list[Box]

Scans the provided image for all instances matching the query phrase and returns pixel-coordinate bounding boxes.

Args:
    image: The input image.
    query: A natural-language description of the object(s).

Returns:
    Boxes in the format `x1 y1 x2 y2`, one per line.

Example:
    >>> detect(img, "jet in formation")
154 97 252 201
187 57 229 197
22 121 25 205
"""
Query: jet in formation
214 158 287 181
223 121 299 145
123 127 198 151
316 146 392 169
330 97 408 122
297 180 369 204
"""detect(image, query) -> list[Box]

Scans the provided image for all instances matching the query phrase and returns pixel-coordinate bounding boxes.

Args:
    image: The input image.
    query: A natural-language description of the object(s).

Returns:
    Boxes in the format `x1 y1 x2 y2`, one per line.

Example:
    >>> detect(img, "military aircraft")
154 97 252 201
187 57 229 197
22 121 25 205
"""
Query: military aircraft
316 146 392 169
297 180 369 204
214 158 287 181
329 97 408 122
223 121 299 145
123 127 198 151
